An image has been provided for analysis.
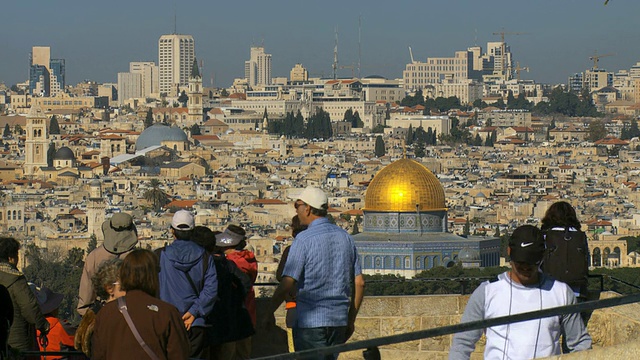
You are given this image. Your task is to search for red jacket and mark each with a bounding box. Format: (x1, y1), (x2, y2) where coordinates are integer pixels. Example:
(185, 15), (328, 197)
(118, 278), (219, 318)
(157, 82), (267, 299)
(226, 250), (257, 326)
(37, 316), (75, 360)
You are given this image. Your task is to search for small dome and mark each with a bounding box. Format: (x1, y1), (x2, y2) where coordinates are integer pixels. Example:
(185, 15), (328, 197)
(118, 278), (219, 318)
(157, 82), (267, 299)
(364, 159), (445, 212)
(54, 146), (75, 161)
(458, 247), (480, 262)
(136, 123), (188, 151)
(89, 179), (101, 187)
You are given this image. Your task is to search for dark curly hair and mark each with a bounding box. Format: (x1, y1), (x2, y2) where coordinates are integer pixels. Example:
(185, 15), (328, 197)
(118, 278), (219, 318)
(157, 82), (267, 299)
(541, 201), (581, 231)
(0, 237), (20, 262)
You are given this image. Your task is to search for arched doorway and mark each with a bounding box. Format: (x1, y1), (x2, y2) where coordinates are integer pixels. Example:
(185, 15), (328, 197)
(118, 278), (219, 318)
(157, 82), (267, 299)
(592, 247), (601, 267)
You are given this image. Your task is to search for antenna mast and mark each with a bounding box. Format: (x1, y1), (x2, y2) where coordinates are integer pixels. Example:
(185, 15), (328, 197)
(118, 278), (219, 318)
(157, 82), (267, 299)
(332, 26), (339, 80)
(173, 3), (177, 34)
(358, 15), (362, 79)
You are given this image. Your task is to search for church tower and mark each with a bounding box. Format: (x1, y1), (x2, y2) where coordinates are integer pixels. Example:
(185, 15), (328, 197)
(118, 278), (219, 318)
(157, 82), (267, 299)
(87, 179), (106, 241)
(24, 106), (49, 176)
(187, 58), (203, 123)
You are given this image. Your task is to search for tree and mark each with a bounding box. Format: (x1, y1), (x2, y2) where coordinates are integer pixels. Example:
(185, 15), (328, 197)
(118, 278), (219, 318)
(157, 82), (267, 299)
(414, 139), (426, 158)
(47, 142), (56, 167)
(353, 111), (364, 128)
(49, 115), (60, 135)
(143, 179), (170, 211)
(14, 124), (23, 135)
(371, 124), (386, 133)
(178, 90), (188, 107)
(406, 124), (414, 145)
(494, 226), (501, 238)
(144, 108), (154, 129)
(374, 136), (386, 157)
(190, 123), (202, 135)
(351, 216), (360, 235)
(463, 217), (471, 236)
(3, 123), (10, 138)
(87, 233), (98, 254)
(588, 119), (607, 142)
(343, 108), (354, 124)
(220, 88), (229, 97)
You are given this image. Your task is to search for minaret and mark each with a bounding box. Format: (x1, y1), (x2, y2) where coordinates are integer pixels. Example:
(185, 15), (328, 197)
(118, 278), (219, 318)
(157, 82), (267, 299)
(24, 106), (49, 176)
(87, 179), (106, 241)
(187, 58), (203, 123)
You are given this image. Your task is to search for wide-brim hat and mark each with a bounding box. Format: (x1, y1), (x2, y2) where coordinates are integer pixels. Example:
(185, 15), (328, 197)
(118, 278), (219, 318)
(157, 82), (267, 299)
(101, 213), (138, 254)
(215, 228), (245, 247)
(30, 284), (64, 315)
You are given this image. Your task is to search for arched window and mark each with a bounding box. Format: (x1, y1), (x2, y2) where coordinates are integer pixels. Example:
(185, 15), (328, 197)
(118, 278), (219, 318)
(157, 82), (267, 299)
(17, 211), (21, 220)
(364, 256), (372, 269)
(384, 256), (392, 269)
(404, 256), (411, 269)
(12, 210), (16, 220)
(415, 256), (422, 269)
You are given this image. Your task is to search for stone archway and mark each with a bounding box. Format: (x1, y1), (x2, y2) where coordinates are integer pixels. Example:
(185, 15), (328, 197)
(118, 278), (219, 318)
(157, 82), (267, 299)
(592, 247), (601, 267)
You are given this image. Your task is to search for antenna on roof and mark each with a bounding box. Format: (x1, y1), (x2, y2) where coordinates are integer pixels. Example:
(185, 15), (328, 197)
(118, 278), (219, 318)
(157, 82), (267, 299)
(358, 15), (362, 79)
(332, 26), (339, 80)
(172, 1), (178, 34)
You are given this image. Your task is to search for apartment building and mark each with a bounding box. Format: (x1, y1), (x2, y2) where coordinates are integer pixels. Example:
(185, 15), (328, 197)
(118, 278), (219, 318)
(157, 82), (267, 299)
(158, 34), (195, 96)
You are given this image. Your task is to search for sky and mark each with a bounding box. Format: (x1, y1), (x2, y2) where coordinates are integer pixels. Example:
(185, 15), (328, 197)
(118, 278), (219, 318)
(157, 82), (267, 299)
(1, 0), (639, 89)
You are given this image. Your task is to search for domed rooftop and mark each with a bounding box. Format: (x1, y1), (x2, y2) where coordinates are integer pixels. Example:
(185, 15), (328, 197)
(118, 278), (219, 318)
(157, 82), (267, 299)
(135, 123), (188, 151)
(54, 146), (75, 161)
(364, 158), (445, 212)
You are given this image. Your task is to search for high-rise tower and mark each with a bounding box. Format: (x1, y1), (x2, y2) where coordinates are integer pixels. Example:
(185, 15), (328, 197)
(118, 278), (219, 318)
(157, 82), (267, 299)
(158, 34), (195, 96)
(24, 106), (49, 176)
(244, 46), (272, 87)
(29, 46), (65, 96)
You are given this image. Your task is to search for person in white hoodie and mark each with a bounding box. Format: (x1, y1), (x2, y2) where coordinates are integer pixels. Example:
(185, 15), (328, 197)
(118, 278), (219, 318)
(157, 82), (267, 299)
(449, 225), (592, 360)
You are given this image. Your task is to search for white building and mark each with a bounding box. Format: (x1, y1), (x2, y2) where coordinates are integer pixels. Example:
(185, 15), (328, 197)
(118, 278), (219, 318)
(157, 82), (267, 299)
(130, 61), (159, 98)
(158, 34), (195, 96)
(117, 72), (142, 105)
(245, 46), (272, 87)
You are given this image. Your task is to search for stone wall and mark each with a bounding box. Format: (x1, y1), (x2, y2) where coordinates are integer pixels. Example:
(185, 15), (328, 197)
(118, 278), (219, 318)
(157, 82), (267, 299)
(253, 292), (640, 359)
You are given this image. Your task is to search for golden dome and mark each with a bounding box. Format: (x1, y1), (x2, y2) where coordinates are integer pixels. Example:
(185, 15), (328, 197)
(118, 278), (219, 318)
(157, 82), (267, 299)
(364, 158), (446, 212)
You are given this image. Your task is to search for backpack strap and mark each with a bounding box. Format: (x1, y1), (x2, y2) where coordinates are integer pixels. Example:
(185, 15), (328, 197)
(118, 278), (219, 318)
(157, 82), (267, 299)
(118, 297), (161, 360)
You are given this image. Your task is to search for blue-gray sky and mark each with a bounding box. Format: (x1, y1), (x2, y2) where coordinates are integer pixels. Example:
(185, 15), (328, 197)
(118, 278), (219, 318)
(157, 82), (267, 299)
(1, 0), (638, 88)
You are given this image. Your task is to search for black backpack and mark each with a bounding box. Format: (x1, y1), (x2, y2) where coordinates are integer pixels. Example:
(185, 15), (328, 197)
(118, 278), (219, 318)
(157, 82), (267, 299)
(542, 228), (589, 298)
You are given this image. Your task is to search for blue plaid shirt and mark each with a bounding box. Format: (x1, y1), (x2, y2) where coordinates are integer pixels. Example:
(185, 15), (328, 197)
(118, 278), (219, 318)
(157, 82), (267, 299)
(282, 217), (362, 328)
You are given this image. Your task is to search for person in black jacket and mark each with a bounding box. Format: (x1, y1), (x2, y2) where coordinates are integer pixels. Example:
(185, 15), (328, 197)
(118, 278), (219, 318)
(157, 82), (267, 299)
(0, 237), (49, 353)
(191, 226), (254, 360)
(0, 283), (13, 359)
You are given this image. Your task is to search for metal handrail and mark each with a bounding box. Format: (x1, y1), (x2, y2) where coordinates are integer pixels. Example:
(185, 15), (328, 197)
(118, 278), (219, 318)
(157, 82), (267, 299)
(253, 293), (640, 360)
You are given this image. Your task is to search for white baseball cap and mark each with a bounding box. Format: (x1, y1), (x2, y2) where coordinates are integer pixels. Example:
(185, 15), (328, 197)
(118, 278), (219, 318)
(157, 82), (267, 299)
(171, 210), (195, 230)
(289, 186), (328, 209)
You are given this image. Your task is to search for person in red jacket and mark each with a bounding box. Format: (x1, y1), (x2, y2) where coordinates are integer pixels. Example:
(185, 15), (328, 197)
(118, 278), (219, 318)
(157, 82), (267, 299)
(215, 225), (257, 360)
(31, 285), (77, 360)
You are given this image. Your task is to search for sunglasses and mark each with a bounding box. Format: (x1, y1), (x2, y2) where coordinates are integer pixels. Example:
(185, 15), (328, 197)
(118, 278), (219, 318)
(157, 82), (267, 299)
(294, 201), (306, 209)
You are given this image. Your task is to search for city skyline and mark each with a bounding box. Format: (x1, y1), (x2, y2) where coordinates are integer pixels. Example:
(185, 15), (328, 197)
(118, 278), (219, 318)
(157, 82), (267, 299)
(1, 1), (638, 89)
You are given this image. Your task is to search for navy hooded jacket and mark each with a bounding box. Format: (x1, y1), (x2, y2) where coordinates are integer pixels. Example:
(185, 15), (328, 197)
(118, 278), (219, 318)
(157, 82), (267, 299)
(158, 239), (218, 327)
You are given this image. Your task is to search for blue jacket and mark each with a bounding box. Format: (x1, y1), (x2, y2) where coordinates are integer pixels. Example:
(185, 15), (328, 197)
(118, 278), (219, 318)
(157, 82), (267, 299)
(158, 240), (218, 327)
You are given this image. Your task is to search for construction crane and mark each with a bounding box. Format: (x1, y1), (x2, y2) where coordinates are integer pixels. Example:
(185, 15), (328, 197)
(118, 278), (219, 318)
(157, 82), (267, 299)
(492, 29), (526, 81)
(509, 62), (529, 81)
(339, 64), (356, 78)
(589, 51), (614, 69)
(408, 46), (416, 64)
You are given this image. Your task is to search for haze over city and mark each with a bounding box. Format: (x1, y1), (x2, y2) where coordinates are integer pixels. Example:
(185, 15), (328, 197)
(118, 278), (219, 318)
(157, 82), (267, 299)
(1, 0), (637, 88)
